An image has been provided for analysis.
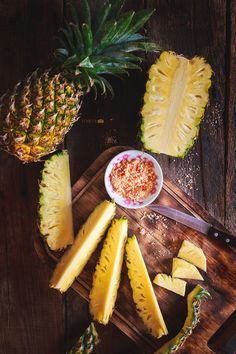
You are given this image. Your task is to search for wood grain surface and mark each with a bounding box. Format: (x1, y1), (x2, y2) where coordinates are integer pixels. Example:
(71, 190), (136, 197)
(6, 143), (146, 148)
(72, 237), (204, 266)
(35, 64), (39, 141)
(35, 146), (236, 354)
(0, 1), (235, 354)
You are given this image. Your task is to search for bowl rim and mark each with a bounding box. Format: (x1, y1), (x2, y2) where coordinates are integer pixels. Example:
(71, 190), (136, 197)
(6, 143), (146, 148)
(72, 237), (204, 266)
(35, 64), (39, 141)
(104, 149), (163, 209)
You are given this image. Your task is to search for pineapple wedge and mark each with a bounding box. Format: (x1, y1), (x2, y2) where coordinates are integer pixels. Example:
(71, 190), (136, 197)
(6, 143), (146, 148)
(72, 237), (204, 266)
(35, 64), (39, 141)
(153, 274), (186, 296)
(126, 236), (168, 338)
(50, 200), (116, 292)
(39, 151), (74, 251)
(141, 51), (212, 157)
(178, 240), (207, 271)
(89, 218), (128, 325)
(172, 258), (203, 281)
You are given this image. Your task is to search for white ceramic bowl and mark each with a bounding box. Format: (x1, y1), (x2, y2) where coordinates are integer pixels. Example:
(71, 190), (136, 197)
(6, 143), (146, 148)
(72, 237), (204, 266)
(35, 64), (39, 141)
(104, 150), (163, 209)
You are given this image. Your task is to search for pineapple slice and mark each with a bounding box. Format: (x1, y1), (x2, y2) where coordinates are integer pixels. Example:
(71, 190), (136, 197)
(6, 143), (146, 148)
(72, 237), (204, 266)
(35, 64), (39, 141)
(172, 258), (203, 281)
(39, 151), (74, 251)
(89, 218), (128, 325)
(141, 51), (212, 157)
(153, 274), (186, 297)
(126, 236), (168, 338)
(50, 200), (116, 292)
(178, 240), (207, 271)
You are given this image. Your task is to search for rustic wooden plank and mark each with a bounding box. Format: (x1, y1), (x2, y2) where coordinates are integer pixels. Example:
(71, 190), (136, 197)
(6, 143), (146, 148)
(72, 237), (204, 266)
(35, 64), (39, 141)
(0, 1), (65, 354)
(225, 0), (236, 233)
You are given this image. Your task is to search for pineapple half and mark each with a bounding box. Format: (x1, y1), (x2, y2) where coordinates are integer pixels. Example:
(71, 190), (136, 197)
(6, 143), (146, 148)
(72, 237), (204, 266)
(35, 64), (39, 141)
(51, 200), (116, 292)
(153, 274), (186, 297)
(0, 1), (158, 162)
(89, 218), (128, 325)
(178, 240), (207, 271)
(141, 51), (212, 157)
(172, 258), (203, 281)
(126, 235), (168, 338)
(39, 150), (74, 251)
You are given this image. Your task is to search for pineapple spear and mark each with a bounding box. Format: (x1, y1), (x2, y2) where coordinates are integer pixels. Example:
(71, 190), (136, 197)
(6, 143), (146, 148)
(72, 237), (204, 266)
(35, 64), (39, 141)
(0, 0), (159, 162)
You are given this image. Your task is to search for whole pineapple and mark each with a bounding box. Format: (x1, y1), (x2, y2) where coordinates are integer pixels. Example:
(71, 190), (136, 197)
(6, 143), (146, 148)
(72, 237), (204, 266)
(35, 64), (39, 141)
(0, 0), (158, 162)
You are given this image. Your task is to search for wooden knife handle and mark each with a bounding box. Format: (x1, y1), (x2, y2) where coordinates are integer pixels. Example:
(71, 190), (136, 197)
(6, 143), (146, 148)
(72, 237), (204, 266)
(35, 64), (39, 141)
(208, 226), (236, 248)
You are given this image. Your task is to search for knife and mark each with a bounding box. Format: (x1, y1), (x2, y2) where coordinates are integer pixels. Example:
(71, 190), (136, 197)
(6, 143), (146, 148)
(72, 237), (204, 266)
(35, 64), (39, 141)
(149, 204), (236, 248)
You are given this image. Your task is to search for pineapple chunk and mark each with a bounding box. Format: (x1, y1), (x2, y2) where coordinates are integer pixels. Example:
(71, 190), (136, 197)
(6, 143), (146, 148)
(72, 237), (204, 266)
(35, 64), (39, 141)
(172, 258), (203, 281)
(178, 240), (207, 271)
(39, 151), (74, 251)
(50, 200), (116, 292)
(126, 236), (168, 338)
(89, 218), (128, 325)
(141, 51), (212, 157)
(153, 274), (186, 296)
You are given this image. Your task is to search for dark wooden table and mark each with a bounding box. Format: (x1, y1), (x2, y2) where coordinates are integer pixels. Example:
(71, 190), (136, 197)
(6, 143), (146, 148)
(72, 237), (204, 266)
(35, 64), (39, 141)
(0, 1), (235, 354)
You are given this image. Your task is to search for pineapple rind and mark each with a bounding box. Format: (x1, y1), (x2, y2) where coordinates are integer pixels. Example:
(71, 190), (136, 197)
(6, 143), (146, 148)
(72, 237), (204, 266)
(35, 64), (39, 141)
(50, 200), (116, 293)
(141, 51), (212, 157)
(178, 240), (207, 271)
(126, 235), (168, 338)
(172, 258), (204, 281)
(154, 285), (211, 354)
(68, 322), (99, 354)
(39, 150), (74, 251)
(89, 218), (128, 325)
(153, 274), (186, 296)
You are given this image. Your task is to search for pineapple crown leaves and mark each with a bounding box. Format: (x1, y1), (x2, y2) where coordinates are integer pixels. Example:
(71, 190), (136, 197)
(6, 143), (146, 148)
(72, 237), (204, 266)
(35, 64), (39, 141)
(55, 0), (160, 96)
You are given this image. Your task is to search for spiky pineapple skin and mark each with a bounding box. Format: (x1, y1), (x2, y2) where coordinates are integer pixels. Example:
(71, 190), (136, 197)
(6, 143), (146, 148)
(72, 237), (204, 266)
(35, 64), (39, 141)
(154, 285), (211, 354)
(68, 322), (99, 354)
(0, 71), (82, 162)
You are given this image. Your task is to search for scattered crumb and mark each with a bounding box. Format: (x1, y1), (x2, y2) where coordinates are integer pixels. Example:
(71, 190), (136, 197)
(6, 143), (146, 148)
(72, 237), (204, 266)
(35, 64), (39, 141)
(139, 227), (146, 236)
(205, 102), (223, 134)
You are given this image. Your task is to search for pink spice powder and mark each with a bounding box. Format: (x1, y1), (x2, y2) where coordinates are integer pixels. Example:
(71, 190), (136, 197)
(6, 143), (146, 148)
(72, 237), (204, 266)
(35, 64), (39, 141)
(110, 157), (157, 201)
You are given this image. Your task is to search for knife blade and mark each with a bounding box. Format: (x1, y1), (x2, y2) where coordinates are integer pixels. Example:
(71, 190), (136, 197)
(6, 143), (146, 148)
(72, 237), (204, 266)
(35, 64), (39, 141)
(149, 204), (236, 248)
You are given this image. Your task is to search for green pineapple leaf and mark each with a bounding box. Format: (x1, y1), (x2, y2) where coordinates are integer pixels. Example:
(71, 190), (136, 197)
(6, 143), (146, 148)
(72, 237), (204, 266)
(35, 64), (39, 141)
(81, 0), (91, 27)
(109, 0), (125, 20)
(126, 8), (155, 35)
(93, 3), (112, 38)
(70, 24), (85, 58)
(55, 0), (160, 94)
(82, 23), (93, 56)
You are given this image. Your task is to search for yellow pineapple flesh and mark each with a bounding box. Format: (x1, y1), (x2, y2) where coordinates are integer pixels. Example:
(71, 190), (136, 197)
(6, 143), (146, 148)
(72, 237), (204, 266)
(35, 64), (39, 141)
(141, 51), (212, 157)
(172, 258), (204, 280)
(153, 273), (186, 296)
(126, 235), (168, 338)
(50, 200), (116, 292)
(178, 240), (207, 271)
(39, 150), (74, 251)
(89, 218), (128, 325)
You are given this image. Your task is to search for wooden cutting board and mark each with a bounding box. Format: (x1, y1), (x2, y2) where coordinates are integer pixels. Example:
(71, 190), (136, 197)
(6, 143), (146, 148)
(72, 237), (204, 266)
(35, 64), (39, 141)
(35, 146), (236, 354)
